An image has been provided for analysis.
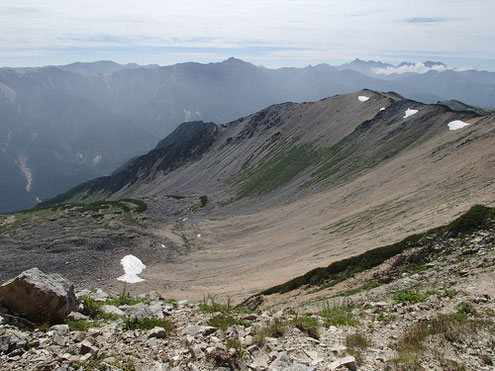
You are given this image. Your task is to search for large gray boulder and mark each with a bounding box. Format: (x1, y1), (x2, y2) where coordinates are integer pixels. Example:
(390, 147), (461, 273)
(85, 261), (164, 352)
(0, 267), (76, 324)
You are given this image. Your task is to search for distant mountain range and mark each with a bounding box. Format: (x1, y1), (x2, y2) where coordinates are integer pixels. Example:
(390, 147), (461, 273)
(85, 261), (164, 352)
(1, 57), (494, 212)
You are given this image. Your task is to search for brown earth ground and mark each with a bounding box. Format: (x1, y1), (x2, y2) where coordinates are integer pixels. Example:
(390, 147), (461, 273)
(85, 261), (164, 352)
(128, 113), (495, 304)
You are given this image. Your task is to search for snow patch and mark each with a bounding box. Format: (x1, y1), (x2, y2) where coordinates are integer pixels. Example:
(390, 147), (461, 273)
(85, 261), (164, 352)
(17, 154), (33, 192)
(117, 255), (146, 283)
(161, 243), (166, 248)
(380, 107), (386, 111)
(197, 234), (201, 238)
(448, 120), (470, 131)
(403, 108), (419, 119)
(358, 95), (370, 102)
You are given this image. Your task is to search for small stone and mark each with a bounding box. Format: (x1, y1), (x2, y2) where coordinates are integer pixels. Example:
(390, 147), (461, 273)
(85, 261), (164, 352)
(79, 340), (98, 356)
(89, 289), (108, 302)
(80, 352), (93, 363)
(329, 356), (357, 371)
(243, 335), (254, 346)
(190, 343), (204, 360)
(49, 324), (70, 334)
(67, 312), (89, 321)
(329, 345), (347, 356)
(241, 313), (259, 321)
(52, 334), (67, 347)
(183, 325), (217, 336)
(100, 305), (126, 317)
(148, 326), (167, 339)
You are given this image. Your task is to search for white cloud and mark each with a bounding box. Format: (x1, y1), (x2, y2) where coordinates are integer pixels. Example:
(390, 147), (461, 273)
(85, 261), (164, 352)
(373, 62), (448, 75)
(0, 0), (494, 68)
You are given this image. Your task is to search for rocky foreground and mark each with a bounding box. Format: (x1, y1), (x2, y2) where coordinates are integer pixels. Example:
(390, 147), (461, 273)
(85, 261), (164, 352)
(0, 222), (494, 370)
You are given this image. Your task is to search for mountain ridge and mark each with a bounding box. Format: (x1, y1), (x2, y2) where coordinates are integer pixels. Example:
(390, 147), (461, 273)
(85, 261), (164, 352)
(1, 57), (494, 213)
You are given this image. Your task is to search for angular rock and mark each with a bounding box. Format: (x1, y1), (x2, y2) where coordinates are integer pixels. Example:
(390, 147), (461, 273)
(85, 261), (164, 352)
(49, 324), (70, 335)
(148, 302), (165, 319)
(329, 345), (347, 356)
(183, 325), (217, 336)
(329, 356), (357, 371)
(148, 326), (167, 339)
(0, 330), (29, 354)
(119, 303), (156, 319)
(89, 288), (108, 302)
(0, 268), (76, 324)
(270, 352), (315, 371)
(101, 305), (126, 317)
(189, 343), (204, 360)
(80, 340), (98, 357)
(67, 311), (89, 321)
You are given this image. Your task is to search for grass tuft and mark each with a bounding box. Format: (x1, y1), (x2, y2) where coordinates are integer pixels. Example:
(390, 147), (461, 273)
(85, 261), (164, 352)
(123, 317), (173, 332)
(207, 314), (249, 332)
(291, 315), (320, 339)
(320, 302), (359, 327)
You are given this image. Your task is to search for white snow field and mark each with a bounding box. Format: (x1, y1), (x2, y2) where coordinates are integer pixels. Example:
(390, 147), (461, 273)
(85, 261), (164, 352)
(403, 108), (419, 118)
(117, 255), (147, 283)
(448, 120), (470, 131)
(358, 96), (370, 102)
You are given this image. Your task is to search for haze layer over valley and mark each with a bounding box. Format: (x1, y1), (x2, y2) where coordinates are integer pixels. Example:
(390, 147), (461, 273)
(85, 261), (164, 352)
(1, 58), (495, 212)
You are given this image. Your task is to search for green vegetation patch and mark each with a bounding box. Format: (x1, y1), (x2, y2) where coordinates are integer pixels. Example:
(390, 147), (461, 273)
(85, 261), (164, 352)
(391, 313), (494, 370)
(232, 137), (316, 198)
(320, 302), (360, 327)
(0, 198), (148, 236)
(346, 332), (371, 365)
(392, 289), (438, 304)
(291, 315), (320, 339)
(338, 281), (381, 297)
(199, 295), (253, 314)
(207, 314), (249, 332)
(260, 205), (494, 295)
(105, 291), (149, 307)
(254, 320), (288, 347)
(123, 317), (173, 332)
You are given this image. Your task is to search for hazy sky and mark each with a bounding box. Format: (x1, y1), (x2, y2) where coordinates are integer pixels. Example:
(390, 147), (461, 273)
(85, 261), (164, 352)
(1, 0), (494, 70)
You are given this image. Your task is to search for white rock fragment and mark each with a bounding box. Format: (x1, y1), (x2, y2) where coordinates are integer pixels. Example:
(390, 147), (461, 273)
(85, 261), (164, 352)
(329, 356), (357, 370)
(117, 255), (146, 283)
(403, 108), (419, 118)
(358, 95), (370, 102)
(448, 120), (470, 130)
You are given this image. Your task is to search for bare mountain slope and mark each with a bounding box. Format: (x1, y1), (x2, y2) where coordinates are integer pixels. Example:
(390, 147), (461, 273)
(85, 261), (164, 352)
(6, 90), (495, 302)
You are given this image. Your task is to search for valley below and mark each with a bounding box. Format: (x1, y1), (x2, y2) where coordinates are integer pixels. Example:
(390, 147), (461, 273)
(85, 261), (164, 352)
(0, 90), (494, 304)
(0, 90), (494, 369)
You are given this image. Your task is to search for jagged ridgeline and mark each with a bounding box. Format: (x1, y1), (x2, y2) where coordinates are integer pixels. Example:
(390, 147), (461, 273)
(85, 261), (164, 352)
(40, 90), (491, 206)
(2, 58), (495, 213)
